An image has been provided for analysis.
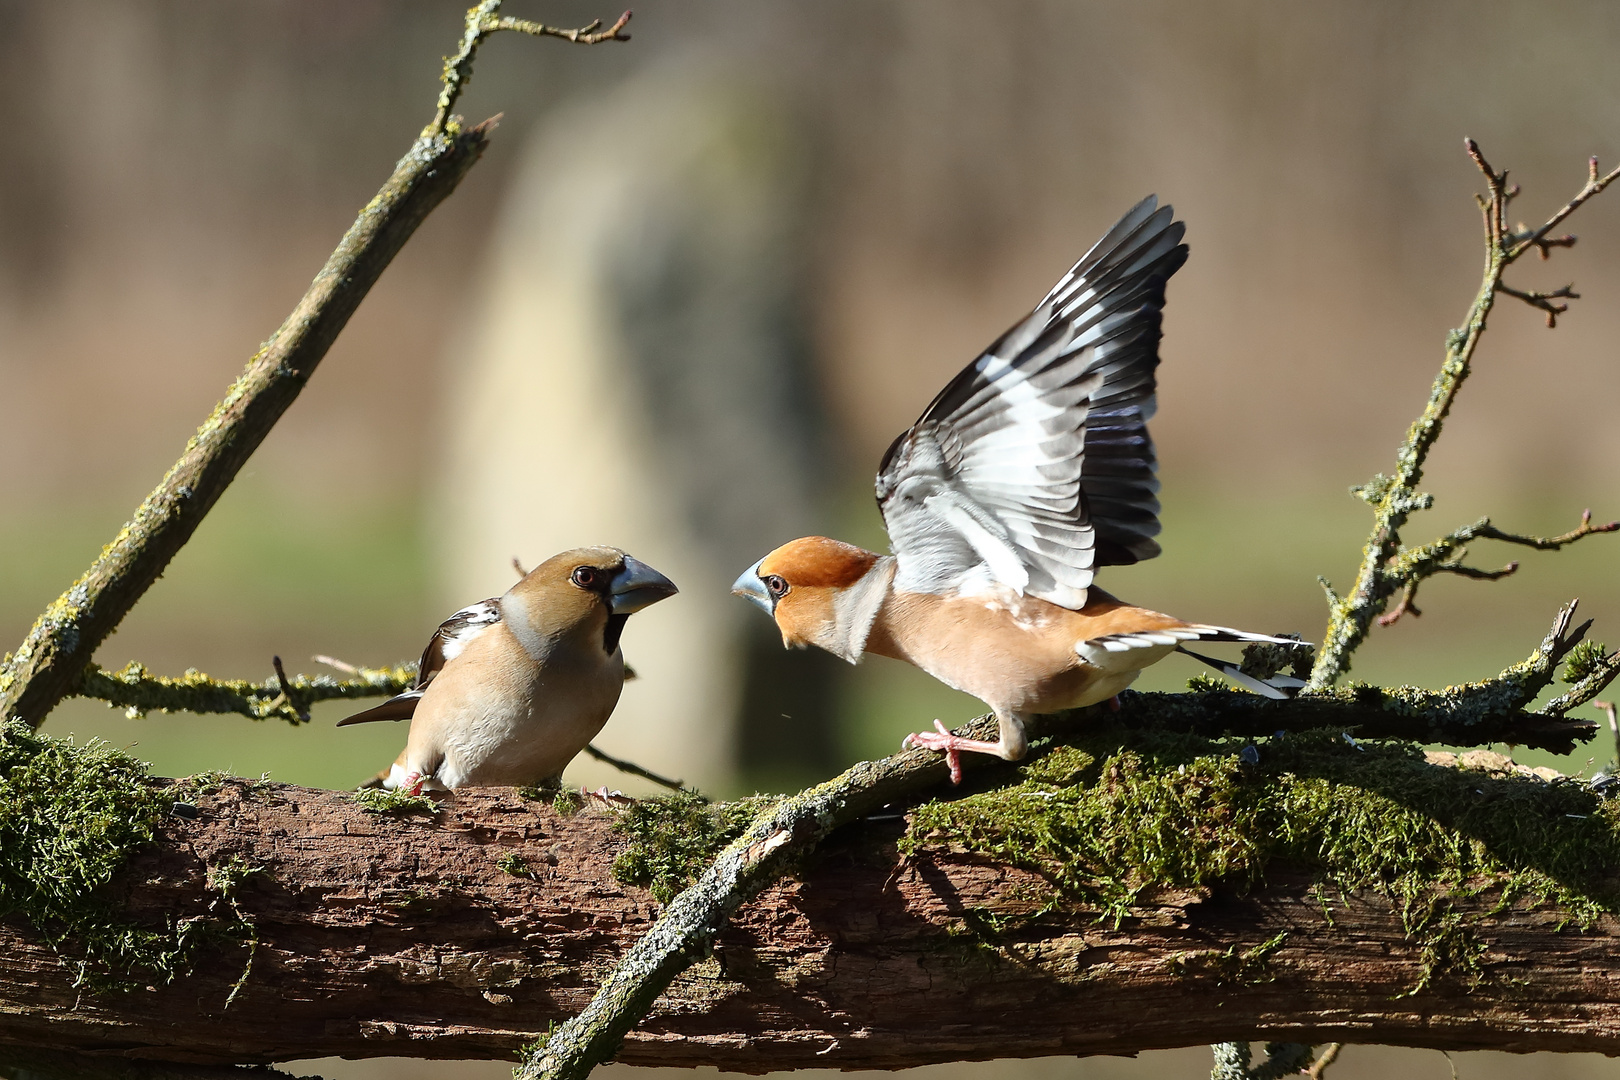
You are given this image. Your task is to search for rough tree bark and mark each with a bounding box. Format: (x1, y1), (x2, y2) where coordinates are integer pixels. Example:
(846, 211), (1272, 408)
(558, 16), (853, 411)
(4, 779), (1620, 1074)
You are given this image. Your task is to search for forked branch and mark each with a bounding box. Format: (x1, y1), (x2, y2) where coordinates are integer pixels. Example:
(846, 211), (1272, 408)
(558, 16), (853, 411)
(1307, 144), (1620, 689)
(432, 1), (631, 133)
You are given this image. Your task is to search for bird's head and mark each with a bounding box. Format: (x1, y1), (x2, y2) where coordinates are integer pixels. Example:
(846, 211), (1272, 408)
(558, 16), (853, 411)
(506, 547), (678, 658)
(731, 537), (882, 654)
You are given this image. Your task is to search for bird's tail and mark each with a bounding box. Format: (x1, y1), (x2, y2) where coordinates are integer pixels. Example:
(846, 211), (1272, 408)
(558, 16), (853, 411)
(1173, 627), (1312, 700)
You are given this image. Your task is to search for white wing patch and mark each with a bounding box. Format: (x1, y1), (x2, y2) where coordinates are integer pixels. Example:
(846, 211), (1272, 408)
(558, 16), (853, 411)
(877, 196), (1186, 611)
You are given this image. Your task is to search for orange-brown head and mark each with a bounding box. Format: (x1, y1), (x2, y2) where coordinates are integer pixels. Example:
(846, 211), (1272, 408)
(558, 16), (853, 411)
(732, 537), (887, 660)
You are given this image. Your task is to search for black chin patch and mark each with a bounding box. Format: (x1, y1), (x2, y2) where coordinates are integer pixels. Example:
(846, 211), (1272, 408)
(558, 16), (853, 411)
(604, 613), (629, 655)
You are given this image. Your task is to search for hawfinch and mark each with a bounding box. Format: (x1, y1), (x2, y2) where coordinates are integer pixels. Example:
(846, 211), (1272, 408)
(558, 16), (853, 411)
(732, 197), (1301, 782)
(338, 547), (677, 793)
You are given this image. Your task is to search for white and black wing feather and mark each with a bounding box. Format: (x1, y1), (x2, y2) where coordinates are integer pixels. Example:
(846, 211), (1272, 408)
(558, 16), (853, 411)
(876, 196), (1187, 609)
(334, 599), (502, 726)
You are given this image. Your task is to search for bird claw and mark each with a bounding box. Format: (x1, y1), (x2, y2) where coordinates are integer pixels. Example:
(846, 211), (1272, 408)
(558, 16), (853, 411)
(402, 771), (424, 796)
(903, 720), (965, 785)
(582, 784), (634, 807)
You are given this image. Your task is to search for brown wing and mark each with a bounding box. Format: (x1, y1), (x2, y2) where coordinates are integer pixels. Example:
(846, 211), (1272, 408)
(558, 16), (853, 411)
(335, 598), (502, 726)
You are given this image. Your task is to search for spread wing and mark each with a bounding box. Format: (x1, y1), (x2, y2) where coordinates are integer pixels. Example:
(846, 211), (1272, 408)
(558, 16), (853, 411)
(876, 196), (1186, 610)
(334, 599), (502, 726)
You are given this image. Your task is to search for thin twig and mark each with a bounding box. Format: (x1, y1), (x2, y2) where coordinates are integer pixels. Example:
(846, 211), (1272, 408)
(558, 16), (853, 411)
(1497, 282), (1578, 327)
(432, 2), (630, 133)
(270, 655), (309, 723)
(1506, 155), (1620, 263)
(1596, 700), (1619, 765)
(73, 660), (416, 725)
(582, 743), (686, 791)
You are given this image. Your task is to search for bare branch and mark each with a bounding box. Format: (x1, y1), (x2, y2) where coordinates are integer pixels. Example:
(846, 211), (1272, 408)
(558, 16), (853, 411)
(492, 11), (632, 43)
(580, 743), (686, 792)
(432, 2), (630, 133)
(1376, 580), (1423, 626)
(1506, 155), (1620, 264)
(1497, 282), (1579, 327)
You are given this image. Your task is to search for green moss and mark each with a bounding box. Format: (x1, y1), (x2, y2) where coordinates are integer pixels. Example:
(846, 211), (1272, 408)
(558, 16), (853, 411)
(1166, 929), (1289, 985)
(0, 721), (206, 989)
(351, 786), (439, 816)
(611, 791), (779, 904)
(516, 1021), (560, 1071)
(1564, 639), (1610, 683)
(206, 855), (268, 897)
(516, 781), (583, 816)
(497, 853), (535, 878)
(904, 728), (1620, 992)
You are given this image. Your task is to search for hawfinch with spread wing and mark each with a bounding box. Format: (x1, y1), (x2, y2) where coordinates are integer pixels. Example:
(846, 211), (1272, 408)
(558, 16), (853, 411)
(733, 197), (1301, 783)
(339, 547), (677, 793)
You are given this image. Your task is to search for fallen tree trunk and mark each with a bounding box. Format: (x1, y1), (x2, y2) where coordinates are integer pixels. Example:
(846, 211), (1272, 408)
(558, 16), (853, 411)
(4, 771), (1620, 1073)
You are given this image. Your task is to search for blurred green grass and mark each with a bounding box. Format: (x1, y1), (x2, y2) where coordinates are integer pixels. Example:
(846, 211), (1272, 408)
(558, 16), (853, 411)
(5, 475), (1618, 791)
(1, 478), (438, 789)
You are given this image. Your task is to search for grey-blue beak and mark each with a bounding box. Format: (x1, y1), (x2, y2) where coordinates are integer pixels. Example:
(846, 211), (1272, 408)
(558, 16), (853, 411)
(731, 559), (773, 614)
(609, 556), (678, 614)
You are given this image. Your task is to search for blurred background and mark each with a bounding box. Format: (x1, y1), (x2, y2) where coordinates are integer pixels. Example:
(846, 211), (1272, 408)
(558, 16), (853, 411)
(3, 1), (1620, 1076)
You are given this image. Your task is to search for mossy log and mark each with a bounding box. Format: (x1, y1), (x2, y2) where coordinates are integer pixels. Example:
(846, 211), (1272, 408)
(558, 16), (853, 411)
(6, 741), (1620, 1073)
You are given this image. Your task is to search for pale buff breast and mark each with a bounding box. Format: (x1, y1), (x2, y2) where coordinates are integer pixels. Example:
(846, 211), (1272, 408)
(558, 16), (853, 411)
(865, 587), (1191, 715)
(404, 622), (624, 788)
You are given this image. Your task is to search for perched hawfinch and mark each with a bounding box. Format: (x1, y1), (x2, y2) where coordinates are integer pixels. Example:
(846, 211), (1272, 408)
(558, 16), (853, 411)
(338, 547), (677, 793)
(732, 197), (1302, 783)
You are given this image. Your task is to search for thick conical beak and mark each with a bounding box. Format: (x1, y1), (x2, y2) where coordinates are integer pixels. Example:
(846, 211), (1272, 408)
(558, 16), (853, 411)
(608, 556), (678, 614)
(730, 559), (773, 614)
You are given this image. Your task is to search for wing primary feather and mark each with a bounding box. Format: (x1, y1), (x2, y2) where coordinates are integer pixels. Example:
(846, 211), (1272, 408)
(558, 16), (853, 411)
(879, 197), (1187, 608)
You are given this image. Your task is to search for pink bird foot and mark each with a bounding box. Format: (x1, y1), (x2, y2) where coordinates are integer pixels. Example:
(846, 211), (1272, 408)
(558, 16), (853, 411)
(903, 720), (1005, 785)
(401, 771), (424, 796)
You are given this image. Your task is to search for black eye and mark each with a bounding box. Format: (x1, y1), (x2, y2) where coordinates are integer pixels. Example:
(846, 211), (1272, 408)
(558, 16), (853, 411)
(571, 566), (599, 589)
(765, 574), (789, 597)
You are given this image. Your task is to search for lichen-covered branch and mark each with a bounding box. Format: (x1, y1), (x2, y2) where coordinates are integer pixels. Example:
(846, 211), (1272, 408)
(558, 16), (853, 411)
(432, 1), (630, 133)
(72, 661), (416, 725)
(1307, 144), (1620, 690)
(0, 1), (630, 733)
(1129, 601), (1607, 750)
(12, 725), (1620, 1069)
(1211, 1042), (1314, 1080)
(1375, 510), (1617, 628)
